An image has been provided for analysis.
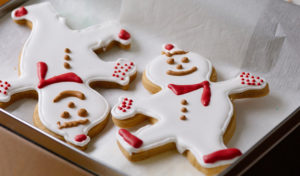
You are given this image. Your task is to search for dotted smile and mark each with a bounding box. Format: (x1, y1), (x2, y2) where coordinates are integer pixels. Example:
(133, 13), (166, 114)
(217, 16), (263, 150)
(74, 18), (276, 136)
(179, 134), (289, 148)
(166, 66), (197, 76)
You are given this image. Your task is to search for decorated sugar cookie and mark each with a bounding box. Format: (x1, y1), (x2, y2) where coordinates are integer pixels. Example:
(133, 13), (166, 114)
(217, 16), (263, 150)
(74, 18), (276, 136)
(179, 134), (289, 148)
(111, 44), (269, 174)
(0, 2), (137, 150)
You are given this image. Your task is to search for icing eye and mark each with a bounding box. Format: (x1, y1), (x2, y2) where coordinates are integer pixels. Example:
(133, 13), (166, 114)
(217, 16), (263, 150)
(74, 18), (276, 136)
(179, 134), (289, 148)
(176, 64), (183, 70)
(166, 58), (175, 65)
(78, 108), (88, 117)
(181, 57), (189, 63)
(61, 111), (70, 118)
(68, 102), (75, 108)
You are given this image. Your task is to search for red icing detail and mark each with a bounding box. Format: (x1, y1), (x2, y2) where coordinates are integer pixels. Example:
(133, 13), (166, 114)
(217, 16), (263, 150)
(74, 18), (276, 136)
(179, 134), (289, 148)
(125, 69), (128, 72)
(122, 109), (126, 112)
(122, 73), (125, 76)
(240, 75), (243, 77)
(0, 85), (2, 87)
(168, 81), (211, 106)
(203, 148), (242, 164)
(126, 106), (131, 109)
(3, 91), (7, 95)
(4, 87), (7, 90)
(15, 6), (28, 17)
(124, 98), (128, 101)
(257, 77), (260, 79)
(7, 84), (10, 87)
(115, 66), (118, 69)
(121, 78), (124, 80)
(121, 66), (124, 69)
(247, 83), (251, 85)
(119, 129), (143, 148)
(251, 76), (254, 78)
(261, 80), (264, 82)
(37, 62), (83, 89)
(130, 62), (134, 66)
(0, 80), (2, 83)
(129, 99), (133, 102)
(241, 82), (245, 84)
(116, 75), (119, 78)
(257, 83), (261, 86)
(74, 134), (87, 142)
(128, 66), (131, 69)
(242, 72), (245, 75)
(117, 63), (120, 65)
(4, 82), (7, 84)
(118, 70), (121, 73)
(118, 106), (122, 110)
(165, 44), (174, 50)
(0, 90), (1, 93)
(118, 29), (131, 40)
(128, 102), (132, 105)
(37, 62), (47, 80)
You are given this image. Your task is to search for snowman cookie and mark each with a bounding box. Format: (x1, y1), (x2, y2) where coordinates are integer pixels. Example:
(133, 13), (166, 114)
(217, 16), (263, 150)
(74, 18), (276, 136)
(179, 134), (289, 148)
(0, 2), (137, 150)
(111, 44), (269, 174)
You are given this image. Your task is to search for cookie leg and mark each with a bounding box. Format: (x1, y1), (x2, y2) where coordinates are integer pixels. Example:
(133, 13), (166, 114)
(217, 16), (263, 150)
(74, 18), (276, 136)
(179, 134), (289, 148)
(117, 123), (174, 161)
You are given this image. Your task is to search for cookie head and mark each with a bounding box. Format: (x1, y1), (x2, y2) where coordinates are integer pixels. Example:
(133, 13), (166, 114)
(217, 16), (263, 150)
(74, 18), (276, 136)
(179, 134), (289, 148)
(145, 44), (213, 87)
(38, 83), (109, 147)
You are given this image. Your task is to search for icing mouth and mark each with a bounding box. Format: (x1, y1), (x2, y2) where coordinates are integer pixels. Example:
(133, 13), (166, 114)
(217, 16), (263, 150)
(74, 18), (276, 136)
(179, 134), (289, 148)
(166, 66), (197, 76)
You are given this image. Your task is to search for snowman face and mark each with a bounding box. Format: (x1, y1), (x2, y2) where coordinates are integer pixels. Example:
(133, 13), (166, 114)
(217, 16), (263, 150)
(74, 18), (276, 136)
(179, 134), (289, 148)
(146, 51), (212, 87)
(38, 83), (109, 146)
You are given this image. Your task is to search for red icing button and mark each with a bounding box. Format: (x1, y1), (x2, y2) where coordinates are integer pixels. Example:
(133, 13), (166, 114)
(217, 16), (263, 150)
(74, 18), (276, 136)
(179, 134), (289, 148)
(15, 6), (28, 17)
(74, 134), (87, 142)
(118, 29), (131, 40)
(165, 44), (174, 50)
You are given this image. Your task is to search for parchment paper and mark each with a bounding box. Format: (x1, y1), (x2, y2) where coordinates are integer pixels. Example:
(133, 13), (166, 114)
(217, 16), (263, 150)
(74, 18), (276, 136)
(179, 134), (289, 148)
(0, 0), (299, 175)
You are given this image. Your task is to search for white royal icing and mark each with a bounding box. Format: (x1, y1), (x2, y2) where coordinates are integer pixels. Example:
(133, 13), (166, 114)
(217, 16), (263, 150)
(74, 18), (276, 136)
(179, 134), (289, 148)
(112, 44), (268, 168)
(0, 2), (136, 147)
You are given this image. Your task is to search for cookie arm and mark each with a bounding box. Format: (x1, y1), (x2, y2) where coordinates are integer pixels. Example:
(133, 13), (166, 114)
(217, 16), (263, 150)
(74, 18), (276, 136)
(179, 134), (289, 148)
(111, 96), (139, 128)
(220, 72), (269, 98)
(0, 77), (36, 106)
